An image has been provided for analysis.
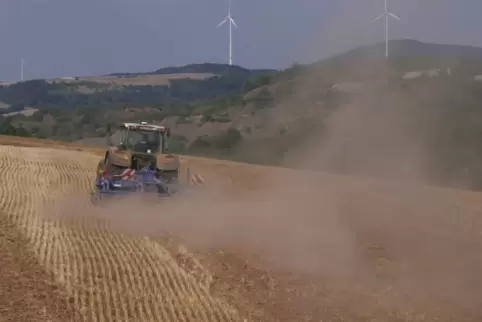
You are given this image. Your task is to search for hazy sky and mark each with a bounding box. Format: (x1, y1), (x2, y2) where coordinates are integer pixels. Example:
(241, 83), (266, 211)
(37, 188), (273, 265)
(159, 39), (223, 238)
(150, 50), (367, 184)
(1, 0), (482, 81)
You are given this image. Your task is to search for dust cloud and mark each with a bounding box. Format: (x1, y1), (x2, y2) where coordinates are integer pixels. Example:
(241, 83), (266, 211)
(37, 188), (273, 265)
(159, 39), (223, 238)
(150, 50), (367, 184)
(72, 181), (360, 278)
(246, 0), (482, 317)
(51, 159), (482, 319)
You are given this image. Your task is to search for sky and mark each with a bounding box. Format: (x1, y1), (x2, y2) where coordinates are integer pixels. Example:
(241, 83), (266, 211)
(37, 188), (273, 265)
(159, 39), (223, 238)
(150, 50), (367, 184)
(1, 0), (482, 81)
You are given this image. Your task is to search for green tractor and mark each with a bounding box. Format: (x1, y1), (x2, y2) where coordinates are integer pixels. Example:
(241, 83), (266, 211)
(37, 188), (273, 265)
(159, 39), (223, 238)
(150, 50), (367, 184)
(96, 122), (180, 184)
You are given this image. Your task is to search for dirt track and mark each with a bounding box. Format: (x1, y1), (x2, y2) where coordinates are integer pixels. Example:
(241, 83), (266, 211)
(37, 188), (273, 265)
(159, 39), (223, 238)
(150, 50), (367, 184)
(1, 138), (482, 321)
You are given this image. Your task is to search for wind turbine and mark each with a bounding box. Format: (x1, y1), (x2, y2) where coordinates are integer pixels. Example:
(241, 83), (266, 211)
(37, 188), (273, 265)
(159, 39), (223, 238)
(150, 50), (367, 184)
(370, 0), (402, 57)
(217, 0), (238, 66)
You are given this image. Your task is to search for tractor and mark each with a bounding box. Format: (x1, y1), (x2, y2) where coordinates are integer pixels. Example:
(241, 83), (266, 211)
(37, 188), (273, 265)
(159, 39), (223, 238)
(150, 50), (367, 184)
(92, 121), (184, 202)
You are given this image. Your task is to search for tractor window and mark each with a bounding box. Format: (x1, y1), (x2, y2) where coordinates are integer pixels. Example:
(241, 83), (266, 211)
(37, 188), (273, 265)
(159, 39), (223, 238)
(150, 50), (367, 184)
(124, 130), (162, 153)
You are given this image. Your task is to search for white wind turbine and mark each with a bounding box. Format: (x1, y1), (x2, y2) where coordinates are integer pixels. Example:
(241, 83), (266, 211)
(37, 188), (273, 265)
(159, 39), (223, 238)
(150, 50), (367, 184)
(217, 0), (238, 65)
(370, 0), (402, 57)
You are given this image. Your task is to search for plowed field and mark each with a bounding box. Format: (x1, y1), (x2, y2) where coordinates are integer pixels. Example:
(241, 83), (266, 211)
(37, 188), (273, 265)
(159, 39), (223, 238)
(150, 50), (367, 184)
(1, 137), (482, 321)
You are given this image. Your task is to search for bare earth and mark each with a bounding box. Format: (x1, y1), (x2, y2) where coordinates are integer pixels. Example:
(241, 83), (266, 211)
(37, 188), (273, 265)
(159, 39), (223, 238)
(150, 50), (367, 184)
(0, 135), (482, 321)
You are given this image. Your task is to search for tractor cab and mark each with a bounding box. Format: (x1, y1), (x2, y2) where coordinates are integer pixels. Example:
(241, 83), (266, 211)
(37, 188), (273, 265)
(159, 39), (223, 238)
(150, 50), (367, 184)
(114, 122), (171, 154)
(103, 121), (177, 180)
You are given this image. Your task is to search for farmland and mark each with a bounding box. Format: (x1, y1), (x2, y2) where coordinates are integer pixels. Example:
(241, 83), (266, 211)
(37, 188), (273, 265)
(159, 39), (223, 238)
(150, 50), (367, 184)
(0, 144), (245, 321)
(1, 135), (482, 321)
(55, 73), (215, 86)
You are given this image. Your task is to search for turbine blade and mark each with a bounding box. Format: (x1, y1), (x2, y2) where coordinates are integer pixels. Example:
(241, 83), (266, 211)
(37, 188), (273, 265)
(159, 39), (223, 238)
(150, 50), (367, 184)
(370, 13), (385, 23)
(230, 17), (238, 28)
(388, 12), (401, 21)
(217, 17), (228, 27)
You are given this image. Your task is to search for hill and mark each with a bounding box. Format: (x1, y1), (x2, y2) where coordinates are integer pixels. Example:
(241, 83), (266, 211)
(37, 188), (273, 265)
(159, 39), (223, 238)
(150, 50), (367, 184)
(75, 73), (215, 86)
(4, 39), (482, 191)
(329, 39), (482, 60)
(0, 63), (276, 113)
(95, 63), (274, 86)
(220, 39), (482, 190)
(110, 62), (274, 77)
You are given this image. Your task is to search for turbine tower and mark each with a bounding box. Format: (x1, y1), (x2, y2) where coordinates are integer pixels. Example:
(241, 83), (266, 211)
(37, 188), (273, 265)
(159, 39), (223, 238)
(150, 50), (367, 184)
(20, 58), (24, 81)
(371, 0), (401, 57)
(217, 0), (238, 65)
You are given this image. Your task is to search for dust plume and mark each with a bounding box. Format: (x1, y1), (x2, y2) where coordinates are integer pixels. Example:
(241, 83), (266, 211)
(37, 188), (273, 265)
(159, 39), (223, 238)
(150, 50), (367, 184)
(242, 0), (482, 318)
(70, 181), (361, 278)
(49, 157), (482, 320)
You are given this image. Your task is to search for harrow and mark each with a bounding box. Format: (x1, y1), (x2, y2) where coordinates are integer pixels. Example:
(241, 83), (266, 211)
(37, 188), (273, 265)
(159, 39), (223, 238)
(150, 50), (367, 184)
(90, 165), (204, 205)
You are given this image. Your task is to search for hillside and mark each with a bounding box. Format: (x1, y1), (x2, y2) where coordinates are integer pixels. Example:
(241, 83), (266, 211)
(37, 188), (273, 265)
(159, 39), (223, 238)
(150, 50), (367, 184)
(0, 63), (275, 114)
(324, 39), (482, 61)
(4, 39), (482, 191)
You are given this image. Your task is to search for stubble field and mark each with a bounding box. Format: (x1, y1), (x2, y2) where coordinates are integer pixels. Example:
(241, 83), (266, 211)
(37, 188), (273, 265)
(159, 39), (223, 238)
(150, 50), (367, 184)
(1, 136), (482, 322)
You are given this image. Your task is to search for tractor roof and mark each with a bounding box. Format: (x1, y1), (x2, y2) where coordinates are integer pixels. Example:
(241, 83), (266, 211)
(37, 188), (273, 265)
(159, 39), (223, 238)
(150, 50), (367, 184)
(120, 122), (169, 132)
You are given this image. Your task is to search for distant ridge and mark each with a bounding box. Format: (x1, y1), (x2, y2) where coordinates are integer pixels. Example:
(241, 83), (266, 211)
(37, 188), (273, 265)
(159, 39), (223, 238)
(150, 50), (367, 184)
(300, 39), (482, 76)
(108, 63), (276, 77)
(314, 39), (482, 65)
(346, 39), (482, 58)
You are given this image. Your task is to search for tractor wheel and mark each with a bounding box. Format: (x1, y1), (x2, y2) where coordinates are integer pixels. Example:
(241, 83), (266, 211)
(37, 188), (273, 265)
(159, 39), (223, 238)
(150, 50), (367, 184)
(156, 182), (172, 196)
(104, 157), (128, 177)
(103, 155), (122, 177)
(95, 159), (105, 179)
(97, 159), (105, 170)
